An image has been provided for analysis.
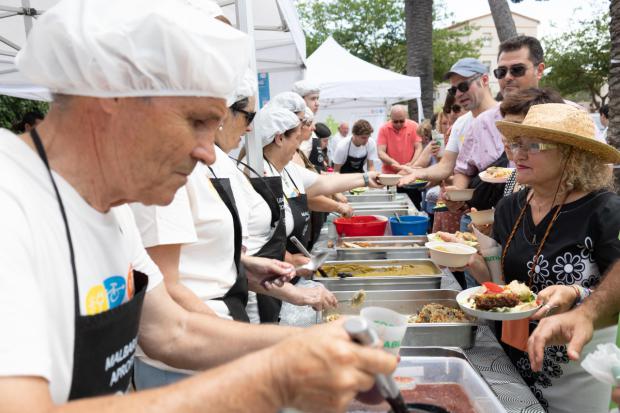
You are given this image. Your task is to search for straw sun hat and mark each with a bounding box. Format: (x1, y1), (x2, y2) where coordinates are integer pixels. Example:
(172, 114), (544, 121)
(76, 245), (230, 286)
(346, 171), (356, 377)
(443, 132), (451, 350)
(496, 103), (620, 164)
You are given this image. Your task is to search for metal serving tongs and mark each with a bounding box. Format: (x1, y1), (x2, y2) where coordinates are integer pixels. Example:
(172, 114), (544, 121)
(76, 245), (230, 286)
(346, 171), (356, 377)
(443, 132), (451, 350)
(289, 236), (330, 277)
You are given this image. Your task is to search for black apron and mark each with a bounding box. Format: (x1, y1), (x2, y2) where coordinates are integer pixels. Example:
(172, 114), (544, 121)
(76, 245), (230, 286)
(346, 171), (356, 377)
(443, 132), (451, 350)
(308, 138), (325, 173)
(282, 170), (310, 254)
(234, 158), (288, 323)
(30, 129), (148, 400)
(208, 167), (250, 322)
(340, 139), (367, 173)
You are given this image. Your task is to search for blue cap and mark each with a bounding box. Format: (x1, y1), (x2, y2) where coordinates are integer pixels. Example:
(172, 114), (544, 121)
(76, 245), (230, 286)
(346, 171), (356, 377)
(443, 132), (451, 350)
(444, 58), (488, 80)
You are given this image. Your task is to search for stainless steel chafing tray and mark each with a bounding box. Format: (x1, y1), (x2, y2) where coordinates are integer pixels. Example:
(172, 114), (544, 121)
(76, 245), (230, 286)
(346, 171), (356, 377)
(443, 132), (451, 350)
(336, 235), (429, 260)
(350, 201), (409, 209)
(316, 258), (443, 291)
(345, 192), (397, 203)
(350, 207), (410, 218)
(319, 289), (477, 349)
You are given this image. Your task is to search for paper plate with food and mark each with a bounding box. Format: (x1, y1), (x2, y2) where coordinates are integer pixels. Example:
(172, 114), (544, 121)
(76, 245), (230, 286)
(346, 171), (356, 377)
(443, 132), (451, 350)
(479, 166), (515, 184)
(456, 280), (541, 320)
(349, 186), (368, 195)
(401, 179), (428, 190)
(427, 231), (479, 248)
(432, 201), (449, 212)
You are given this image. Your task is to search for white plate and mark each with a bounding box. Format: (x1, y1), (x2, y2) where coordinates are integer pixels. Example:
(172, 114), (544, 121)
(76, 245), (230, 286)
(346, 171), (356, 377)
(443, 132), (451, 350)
(478, 168), (515, 184)
(456, 286), (542, 321)
(377, 174), (401, 186)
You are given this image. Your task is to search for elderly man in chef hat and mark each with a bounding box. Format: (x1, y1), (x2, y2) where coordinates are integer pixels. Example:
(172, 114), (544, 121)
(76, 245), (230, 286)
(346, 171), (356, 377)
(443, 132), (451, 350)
(0, 0), (396, 412)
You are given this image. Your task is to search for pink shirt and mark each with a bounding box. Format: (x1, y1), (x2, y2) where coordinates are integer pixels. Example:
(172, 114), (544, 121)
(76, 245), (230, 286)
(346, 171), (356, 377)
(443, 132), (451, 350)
(377, 119), (421, 173)
(454, 105), (504, 176)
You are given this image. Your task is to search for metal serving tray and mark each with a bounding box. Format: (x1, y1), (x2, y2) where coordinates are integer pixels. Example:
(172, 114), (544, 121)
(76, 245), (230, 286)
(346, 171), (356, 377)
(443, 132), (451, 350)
(316, 258), (442, 291)
(345, 193), (396, 203)
(336, 235), (429, 260)
(352, 207), (410, 218)
(350, 201), (409, 209)
(319, 289), (477, 349)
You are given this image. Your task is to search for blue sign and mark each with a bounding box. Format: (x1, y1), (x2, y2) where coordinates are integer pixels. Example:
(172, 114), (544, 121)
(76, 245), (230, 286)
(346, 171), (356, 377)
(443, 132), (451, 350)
(258, 72), (270, 108)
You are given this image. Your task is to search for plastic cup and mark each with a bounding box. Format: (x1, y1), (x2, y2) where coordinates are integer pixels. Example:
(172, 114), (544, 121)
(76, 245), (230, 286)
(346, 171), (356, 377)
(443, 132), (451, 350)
(360, 306), (408, 355)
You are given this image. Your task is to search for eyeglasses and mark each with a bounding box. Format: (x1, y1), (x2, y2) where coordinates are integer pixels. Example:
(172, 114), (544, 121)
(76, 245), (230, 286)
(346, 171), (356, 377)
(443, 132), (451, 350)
(447, 74), (481, 96)
(232, 108), (256, 126)
(509, 141), (558, 154)
(493, 64), (529, 80)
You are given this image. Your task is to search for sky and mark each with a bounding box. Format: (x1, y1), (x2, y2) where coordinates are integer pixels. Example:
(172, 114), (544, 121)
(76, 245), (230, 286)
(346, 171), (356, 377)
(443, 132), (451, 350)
(439, 0), (608, 39)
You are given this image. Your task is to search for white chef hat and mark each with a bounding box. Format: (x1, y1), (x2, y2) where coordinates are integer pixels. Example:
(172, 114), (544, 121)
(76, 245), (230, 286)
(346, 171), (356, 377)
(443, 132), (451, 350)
(227, 68), (259, 106)
(16, 0), (249, 100)
(256, 106), (301, 147)
(292, 80), (321, 97)
(267, 91), (307, 113)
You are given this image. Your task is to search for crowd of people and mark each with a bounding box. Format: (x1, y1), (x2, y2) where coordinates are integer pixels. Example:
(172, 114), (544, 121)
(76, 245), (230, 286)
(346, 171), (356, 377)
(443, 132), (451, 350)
(0, 1), (618, 413)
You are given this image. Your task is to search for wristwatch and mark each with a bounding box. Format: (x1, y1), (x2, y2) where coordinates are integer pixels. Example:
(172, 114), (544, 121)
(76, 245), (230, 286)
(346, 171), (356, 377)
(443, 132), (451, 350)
(362, 172), (370, 187)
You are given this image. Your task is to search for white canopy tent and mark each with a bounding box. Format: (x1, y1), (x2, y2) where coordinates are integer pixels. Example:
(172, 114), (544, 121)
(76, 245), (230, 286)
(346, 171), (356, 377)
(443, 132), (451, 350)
(305, 37), (423, 123)
(0, 0), (306, 170)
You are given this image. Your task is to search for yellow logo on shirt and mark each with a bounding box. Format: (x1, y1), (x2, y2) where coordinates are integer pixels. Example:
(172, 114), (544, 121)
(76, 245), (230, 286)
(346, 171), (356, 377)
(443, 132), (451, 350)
(85, 285), (110, 315)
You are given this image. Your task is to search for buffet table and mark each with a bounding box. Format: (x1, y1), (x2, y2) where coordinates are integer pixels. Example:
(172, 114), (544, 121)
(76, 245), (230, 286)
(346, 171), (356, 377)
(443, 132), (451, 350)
(298, 228), (545, 413)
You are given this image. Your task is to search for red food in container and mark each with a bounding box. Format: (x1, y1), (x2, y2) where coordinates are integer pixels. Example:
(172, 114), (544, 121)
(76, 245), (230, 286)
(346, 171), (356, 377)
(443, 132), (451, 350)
(334, 215), (387, 237)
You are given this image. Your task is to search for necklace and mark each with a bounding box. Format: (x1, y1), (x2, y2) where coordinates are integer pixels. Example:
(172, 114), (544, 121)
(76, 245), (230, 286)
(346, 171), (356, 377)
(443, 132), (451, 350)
(501, 190), (570, 285)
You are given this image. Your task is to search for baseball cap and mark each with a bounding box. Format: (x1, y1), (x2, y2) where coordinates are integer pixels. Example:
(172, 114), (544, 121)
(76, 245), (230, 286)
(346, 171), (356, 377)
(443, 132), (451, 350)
(444, 58), (488, 80)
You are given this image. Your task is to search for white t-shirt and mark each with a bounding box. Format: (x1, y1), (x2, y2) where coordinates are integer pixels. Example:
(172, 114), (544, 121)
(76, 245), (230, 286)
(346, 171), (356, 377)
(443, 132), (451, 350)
(131, 161), (237, 317)
(0, 130), (163, 404)
(445, 112), (474, 154)
(263, 160), (317, 236)
(332, 136), (379, 169)
(328, 132), (348, 160)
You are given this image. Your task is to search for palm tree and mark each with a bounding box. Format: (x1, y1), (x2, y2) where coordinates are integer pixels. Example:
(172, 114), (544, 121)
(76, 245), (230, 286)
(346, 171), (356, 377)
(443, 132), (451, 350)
(488, 0), (517, 42)
(405, 0), (433, 120)
(609, 0), (620, 187)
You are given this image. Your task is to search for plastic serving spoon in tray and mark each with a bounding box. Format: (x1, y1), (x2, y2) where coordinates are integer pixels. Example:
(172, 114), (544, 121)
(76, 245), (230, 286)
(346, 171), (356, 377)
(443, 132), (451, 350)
(289, 236), (330, 273)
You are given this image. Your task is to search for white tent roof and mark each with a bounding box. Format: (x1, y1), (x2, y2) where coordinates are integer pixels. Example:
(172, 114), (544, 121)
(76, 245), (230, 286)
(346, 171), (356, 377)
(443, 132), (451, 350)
(305, 37), (421, 111)
(0, 0), (305, 101)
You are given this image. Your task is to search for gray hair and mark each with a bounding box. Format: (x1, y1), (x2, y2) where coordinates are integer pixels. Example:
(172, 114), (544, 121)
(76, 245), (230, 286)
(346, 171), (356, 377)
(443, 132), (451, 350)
(390, 104), (408, 118)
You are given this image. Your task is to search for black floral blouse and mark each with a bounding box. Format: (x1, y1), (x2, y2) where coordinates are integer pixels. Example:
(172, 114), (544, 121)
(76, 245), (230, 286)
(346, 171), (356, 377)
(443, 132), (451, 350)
(492, 189), (620, 410)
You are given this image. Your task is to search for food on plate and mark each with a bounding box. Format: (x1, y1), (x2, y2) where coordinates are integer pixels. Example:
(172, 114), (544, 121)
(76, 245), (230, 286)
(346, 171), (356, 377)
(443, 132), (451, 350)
(348, 383), (477, 413)
(349, 187), (368, 195)
(468, 281), (537, 312)
(409, 303), (470, 323)
(350, 289), (366, 307)
(433, 201), (449, 211)
(324, 313), (341, 322)
(428, 231), (478, 248)
(484, 166), (514, 179)
(321, 262), (439, 277)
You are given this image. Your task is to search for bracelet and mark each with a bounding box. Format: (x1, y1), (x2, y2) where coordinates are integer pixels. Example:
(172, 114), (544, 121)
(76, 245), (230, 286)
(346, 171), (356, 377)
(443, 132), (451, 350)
(362, 172), (370, 187)
(570, 285), (580, 308)
(571, 285), (593, 307)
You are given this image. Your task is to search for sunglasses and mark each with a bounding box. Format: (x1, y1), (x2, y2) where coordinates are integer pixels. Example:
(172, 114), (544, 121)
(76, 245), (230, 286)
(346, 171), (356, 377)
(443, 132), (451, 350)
(447, 74), (481, 96)
(232, 108), (256, 126)
(509, 141), (557, 154)
(493, 64), (529, 80)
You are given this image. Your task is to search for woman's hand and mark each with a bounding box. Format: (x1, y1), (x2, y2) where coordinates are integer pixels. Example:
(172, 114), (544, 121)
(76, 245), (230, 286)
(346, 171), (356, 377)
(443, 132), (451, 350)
(366, 171), (384, 188)
(468, 208), (493, 237)
(336, 202), (354, 217)
(530, 285), (579, 320)
(293, 284), (338, 310)
(242, 256), (296, 288)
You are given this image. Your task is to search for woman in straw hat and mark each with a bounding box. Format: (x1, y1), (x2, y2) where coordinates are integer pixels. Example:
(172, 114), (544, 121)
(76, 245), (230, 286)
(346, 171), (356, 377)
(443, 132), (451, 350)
(465, 103), (620, 412)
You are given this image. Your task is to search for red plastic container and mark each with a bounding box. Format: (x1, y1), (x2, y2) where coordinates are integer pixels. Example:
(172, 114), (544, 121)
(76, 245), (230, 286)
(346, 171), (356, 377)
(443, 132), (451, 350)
(333, 215), (388, 237)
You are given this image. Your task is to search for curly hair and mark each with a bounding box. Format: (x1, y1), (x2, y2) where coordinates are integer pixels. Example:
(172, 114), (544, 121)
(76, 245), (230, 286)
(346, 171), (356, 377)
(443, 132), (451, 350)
(557, 145), (614, 193)
(352, 119), (373, 136)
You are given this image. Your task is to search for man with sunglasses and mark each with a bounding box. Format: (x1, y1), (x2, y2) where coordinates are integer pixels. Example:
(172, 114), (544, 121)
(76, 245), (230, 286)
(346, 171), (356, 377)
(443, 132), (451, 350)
(398, 58), (495, 187)
(377, 104), (423, 174)
(448, 36), (545, 222)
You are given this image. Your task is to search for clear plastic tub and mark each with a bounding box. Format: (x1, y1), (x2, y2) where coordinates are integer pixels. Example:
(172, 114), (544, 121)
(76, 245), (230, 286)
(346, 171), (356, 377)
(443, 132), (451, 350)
(396, 356), (505, 412)
(348, 356), (506, 413)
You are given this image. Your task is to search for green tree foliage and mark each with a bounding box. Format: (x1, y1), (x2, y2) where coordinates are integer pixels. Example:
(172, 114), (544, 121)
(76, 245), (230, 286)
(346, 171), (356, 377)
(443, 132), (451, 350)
(297, 0), (482, 85)
(0, 95), (48, 130)
(542, 11), (610, 109)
